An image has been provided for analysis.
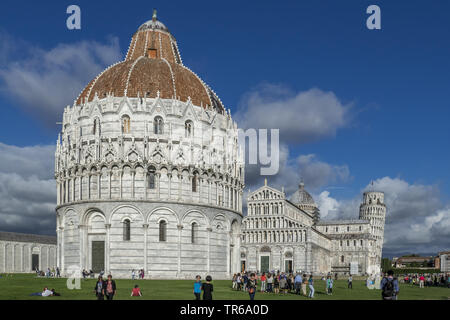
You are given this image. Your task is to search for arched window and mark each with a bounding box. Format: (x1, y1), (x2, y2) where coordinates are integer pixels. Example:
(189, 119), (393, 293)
(148, 169), (156, 189)
(159, 220), (167, 242)
(185, 120), (193, 138)
(122, 115), (131, 133)
(191, 222), (197, 244)
(192, 174), (197, 192)
(123, 219), (131, 241)
(341, 255), (345, 263)
(154, 116), (164, 134)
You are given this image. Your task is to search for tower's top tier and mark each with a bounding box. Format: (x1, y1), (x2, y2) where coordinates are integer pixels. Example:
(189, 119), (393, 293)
(362, 191), (385, 206)
(75, 13), (225, 113)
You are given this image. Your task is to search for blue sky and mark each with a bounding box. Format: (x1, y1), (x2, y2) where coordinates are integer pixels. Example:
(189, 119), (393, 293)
(0, 0), (449, 256)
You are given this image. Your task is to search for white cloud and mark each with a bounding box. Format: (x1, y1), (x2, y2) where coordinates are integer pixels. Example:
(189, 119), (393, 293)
(235, 84), (352, 144)
(0, 33), (122, 125)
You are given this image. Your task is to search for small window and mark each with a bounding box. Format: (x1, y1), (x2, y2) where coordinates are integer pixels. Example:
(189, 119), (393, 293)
(341, 255), (345, 263)
(191, 222), (197, 244)
(185, 120), (193, 138)
(93, 118), (101, 135)
(148, 171), (155, 189)
(192, 174), (197, 192)
(148, 48), (157, 59)
(123, 219), (131, 241)
(122, 115), (131, 133)
(347, 226), (350, 232)
(154, 116), (164, 134)
(159, 220), (167, 242)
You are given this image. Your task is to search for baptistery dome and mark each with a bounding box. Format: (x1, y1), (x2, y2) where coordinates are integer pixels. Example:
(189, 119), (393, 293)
(55, 12), (244, 279)
(76, 14), (224, 113)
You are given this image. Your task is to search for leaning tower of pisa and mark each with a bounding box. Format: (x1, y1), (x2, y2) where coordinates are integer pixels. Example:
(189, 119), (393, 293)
(359, 190), (386, 273)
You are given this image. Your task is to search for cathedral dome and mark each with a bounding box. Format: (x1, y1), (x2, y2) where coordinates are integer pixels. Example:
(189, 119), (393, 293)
(76, 13), (224, 113)
(290, 181), (316, 206)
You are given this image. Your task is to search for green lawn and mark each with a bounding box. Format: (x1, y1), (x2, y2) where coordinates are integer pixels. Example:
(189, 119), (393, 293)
(0, 274), (448, 300)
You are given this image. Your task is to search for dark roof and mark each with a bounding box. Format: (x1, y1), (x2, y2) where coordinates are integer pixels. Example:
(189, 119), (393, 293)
(0, 231), (56, 245)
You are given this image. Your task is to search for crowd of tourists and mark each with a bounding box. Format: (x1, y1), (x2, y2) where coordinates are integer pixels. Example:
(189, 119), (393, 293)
(400, 273), (450, 288)
(232, 272), (317, 298)
(35, 267), (60, 278)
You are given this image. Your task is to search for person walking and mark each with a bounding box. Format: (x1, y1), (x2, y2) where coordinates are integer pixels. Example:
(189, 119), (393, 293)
(56, 267), (60, 278)
(247, 273), (257, 300)
(193, 275), (202, 300)
(381, 270), (399, 300)
(294, 273), (302, 295)
(202, 275), (214, 300)
(326, 275), (333, 295)
(308, 275), (315, 298)
(94, 275), (106, 300)
(105, 275), (117, 300)
(348, 274), (353, 289)
(301, 274), (308, 296)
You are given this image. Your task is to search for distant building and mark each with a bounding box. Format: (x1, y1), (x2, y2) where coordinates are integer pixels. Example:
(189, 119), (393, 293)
(0, 232), (57, 273)
(394, 256), (436, 268)
(439, 251), (450, 272)
(241, 180), (386, 275)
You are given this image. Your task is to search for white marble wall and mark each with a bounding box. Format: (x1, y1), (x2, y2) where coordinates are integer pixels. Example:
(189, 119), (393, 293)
(0, 241), (56, 273)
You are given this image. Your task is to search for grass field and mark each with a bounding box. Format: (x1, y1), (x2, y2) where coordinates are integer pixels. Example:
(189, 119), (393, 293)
(0, 274), (448, 300)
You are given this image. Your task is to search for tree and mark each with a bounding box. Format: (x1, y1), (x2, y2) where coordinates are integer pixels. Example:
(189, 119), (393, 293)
(381, 258), (391, 272)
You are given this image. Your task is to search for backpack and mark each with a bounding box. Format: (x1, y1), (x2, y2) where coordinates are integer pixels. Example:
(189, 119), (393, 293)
(382, 278), (394, 298)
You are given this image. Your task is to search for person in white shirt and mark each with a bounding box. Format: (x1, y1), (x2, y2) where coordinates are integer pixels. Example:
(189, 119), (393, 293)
(42, 287), (53, 297)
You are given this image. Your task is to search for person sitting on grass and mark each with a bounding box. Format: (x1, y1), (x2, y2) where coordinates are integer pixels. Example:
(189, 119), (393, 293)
(201, 275), (213, 300)
(131, 284), (142, 297)
(193, 275), (202, 300)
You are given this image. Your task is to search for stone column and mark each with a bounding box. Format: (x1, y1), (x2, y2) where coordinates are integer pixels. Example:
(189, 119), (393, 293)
(226, 231), (231, 276)
(105, 224), (111, 274)
(131, 169), (136, 198)
(206, 227), (212, 273)
(143, 224), (148, 277)
(177, 224), (183, 276)
(119, 169), (123, 199)
(78, 225), (84, 269)
(167, 173), (172, 199)
(79, 174), (82, 201)
(157, 172), (161, 199)
(208, 179), (211, 205)
(97, 173), (101, 199)
(109, 170), (112, 199)
(178, 174), (182, 201)
(60, 227), (65, 271)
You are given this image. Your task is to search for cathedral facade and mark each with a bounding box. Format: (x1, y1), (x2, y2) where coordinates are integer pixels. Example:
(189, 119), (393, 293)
(241, 181), (386, 276)
(54, 14), (244, 279)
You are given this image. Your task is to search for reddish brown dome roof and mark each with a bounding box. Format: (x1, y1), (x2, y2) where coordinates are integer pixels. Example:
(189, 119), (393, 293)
(76, 16), (224, 112)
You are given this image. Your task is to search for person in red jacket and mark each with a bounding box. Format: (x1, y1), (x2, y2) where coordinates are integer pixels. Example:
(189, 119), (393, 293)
(131, 284), (142, 296)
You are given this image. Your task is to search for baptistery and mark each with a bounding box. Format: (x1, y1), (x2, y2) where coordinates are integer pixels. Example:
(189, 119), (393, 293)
(54, 12), (244, 279)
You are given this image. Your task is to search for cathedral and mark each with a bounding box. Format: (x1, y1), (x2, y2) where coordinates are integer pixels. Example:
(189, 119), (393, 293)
(51, 13), (385, 279)
(241, 180), (386, 276)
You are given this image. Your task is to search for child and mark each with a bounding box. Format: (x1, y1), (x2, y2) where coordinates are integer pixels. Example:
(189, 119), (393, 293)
(193, 275), (202, 300)
(131, 284), (142, 296)
(201, 275), (213, 300)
